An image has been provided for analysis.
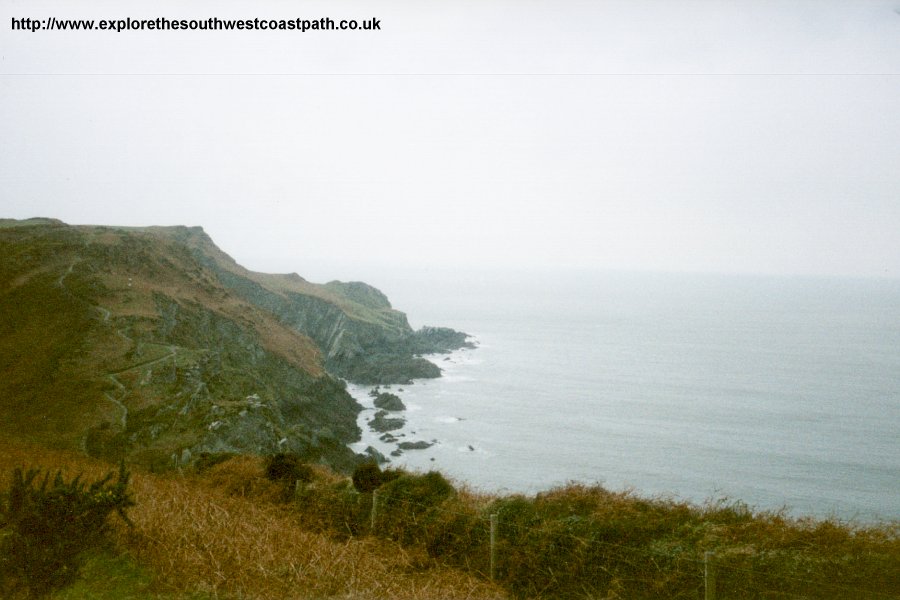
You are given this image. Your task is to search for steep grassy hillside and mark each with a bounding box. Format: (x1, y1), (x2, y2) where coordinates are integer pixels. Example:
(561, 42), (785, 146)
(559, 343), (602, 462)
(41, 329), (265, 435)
(0, 438), (505, 600)
(0, 218), (469, 472)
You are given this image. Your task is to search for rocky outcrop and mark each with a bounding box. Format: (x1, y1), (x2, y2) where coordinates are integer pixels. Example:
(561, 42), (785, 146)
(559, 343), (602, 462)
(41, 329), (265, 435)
(364, 445), (389, 464)
(369, 410), (405, 433)
(323, 280), (392, 310)
(373, 392), (406, 411)
(105, 295), (363, 471)
(412, 326), (476, 354)
(184, 241), (470, 384)
(397, 440), (434, 451)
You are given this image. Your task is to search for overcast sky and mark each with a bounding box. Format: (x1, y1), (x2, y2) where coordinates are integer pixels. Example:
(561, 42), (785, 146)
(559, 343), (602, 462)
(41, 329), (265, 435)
(1, 0), (898, 279)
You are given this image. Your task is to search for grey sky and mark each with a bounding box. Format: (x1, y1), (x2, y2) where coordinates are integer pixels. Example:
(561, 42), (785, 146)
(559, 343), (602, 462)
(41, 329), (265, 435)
(1, 1), (898, 278)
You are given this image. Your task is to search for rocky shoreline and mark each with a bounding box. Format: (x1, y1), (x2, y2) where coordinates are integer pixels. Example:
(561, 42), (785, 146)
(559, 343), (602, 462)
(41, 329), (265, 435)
(348, 343), (477, 466)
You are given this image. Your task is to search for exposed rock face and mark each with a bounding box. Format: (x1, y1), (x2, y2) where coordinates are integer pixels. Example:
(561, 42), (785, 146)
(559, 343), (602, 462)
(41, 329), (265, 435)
(0, 219), (470, 473)
(182, 234), (472, 385)
(412, 326), (476, 354)
(364, 446), (389, 464)
(397, 440), (434, 451)
(373, 392), (406, 411)
(369, 410), (405, 433)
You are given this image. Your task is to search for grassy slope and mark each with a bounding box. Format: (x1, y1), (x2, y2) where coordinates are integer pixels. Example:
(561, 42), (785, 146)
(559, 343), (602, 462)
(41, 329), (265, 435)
(0, 439), (504, 600)
(0, 221), (381, 466)
(2, 438), (896, 600)
(0, 224), (111, 448)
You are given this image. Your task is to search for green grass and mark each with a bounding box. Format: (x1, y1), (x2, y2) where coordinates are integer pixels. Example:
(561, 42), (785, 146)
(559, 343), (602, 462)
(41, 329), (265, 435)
(51, 551), (210, 600)
(51, 551), (156, 599)
(286, 462), (900, 599)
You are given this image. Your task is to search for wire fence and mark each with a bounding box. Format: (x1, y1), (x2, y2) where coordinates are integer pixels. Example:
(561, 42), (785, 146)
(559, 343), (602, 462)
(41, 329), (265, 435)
(342, 485), (900, 600)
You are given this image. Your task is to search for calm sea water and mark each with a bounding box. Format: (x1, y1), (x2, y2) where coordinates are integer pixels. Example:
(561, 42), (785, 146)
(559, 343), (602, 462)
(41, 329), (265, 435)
(344, 269), (900, 521)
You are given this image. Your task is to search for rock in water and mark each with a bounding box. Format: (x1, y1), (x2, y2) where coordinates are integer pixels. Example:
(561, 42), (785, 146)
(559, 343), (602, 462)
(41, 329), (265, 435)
(373, 392), (406, 411)
(369, 410), (405, 433)
(397, 440), (433, 451)
(364, 446), (389, 464)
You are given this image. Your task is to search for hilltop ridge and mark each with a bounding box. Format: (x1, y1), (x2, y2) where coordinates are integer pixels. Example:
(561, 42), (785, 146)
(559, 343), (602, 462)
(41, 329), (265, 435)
(0, 218), (471, 471)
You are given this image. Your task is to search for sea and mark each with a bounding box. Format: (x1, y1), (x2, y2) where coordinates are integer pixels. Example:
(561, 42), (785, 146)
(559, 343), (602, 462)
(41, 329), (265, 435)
(340, 268), (900, 522)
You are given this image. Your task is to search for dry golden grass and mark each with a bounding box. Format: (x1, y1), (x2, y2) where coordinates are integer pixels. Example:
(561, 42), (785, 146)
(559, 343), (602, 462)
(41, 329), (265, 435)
(0, 440), (505, 600)
(122, 476), (503, 599)
(5, 438), (896, 599)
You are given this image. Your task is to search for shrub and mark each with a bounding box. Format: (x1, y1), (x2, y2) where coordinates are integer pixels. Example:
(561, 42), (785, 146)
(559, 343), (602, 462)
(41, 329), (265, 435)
(375, 471), (456, 545)
(264, 453), (314, 485)
(264, 453), (315, 502)
(423, 496), (487, 569)
(295, 478), (370, 538)
(0, 462), (134, 598)
(351, 462), (402, 494)
(352, 462), (383, 494)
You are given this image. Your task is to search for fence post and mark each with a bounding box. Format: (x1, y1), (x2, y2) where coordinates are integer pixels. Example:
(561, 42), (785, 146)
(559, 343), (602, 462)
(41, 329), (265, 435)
(490, 513), (498, 581)
(704, 551), (716, 600)
(371, 489), (379, 531)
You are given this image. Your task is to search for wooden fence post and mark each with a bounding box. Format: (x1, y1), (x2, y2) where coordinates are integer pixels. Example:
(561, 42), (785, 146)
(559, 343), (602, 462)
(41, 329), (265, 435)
(371, 489), (379, 531)
(704, 551), (716, 600)
(490, 513), (498, 581)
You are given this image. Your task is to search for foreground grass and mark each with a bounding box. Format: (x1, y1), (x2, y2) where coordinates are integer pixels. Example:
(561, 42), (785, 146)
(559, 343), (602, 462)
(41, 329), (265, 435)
(283, 462), (900, 599)
(0, 440), (504, 599)
(2, 438), (898, 599)
(50, 551), (205, 600)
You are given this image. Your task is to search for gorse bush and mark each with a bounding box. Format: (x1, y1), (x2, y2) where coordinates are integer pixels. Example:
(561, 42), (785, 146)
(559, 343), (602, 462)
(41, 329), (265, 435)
(352, 462), (384, 493)
(351, 461), (402, 493)
(265, 453), (315, 501)
(264, 452), (314, 485)
(0, 462), (133, 598)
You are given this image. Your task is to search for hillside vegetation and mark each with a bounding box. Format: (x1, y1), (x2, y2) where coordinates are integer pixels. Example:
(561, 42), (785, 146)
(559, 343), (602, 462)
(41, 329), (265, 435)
(0, 439), (503, 599)
(0, 218), (470, 473)
(1, 439), (896, 599)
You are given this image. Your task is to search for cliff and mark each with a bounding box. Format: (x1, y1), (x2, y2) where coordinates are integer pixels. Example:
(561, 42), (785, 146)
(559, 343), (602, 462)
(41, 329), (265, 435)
(0, 218), (471, 471)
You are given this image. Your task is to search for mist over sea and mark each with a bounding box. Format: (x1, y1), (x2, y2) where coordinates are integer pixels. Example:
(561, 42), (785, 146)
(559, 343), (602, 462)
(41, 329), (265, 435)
(344, 268), (900, 521)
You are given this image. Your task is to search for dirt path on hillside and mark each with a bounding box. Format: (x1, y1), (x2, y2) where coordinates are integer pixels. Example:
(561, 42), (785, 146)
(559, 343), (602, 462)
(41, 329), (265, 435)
(55, 259), (182, 446)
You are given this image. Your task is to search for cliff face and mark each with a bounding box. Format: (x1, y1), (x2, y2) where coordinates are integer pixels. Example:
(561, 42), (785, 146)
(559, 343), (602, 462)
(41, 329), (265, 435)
(0, 218), (470, 472)
(174, 227), (473, 384)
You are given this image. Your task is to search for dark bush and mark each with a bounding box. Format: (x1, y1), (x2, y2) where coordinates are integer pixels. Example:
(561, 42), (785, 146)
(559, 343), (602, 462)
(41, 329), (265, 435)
(351, 462), (402, 493)
(352, 462), (383, 493)
(264, 453), (315, 502)
(380, 471), (455, 509)
(0, 462), (133, 598)
(264, 453), (314, 484)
